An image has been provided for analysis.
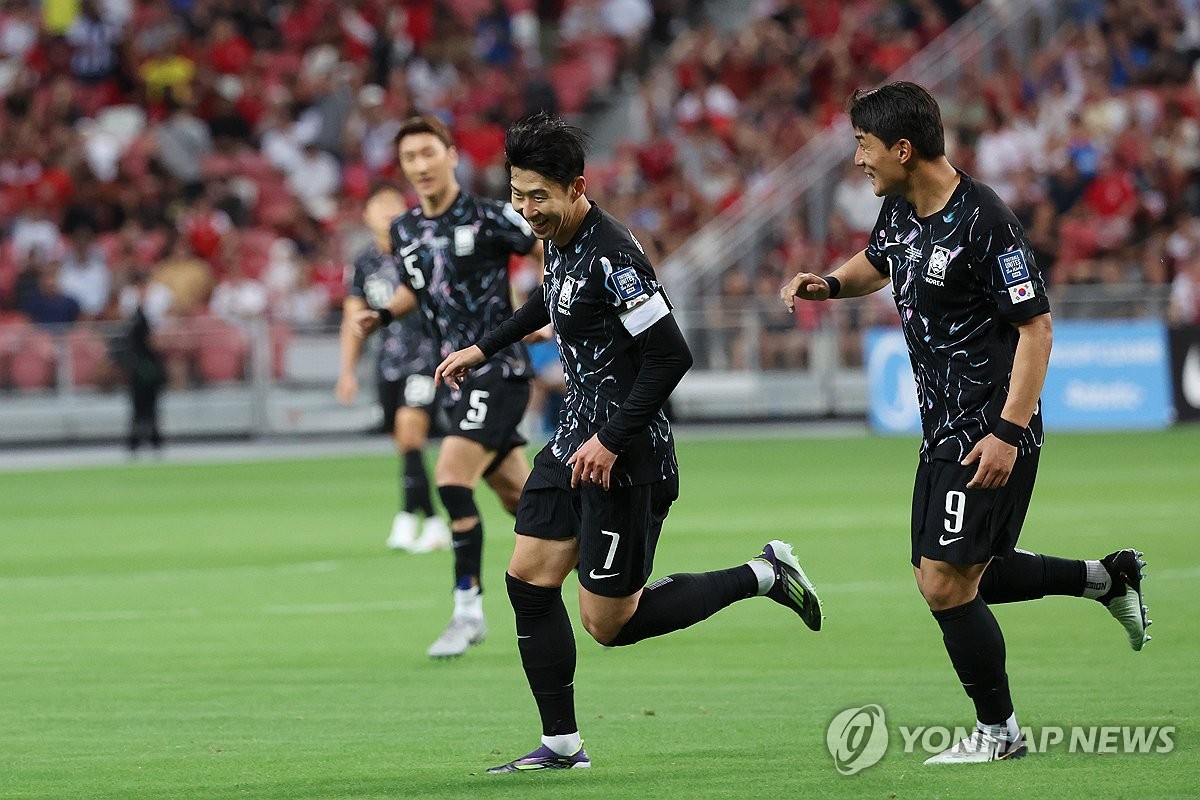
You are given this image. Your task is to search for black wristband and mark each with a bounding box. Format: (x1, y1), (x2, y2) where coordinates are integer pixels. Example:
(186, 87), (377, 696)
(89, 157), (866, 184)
(992, 418), (1026, 447)
(375, 308), (394, 327)
(823, 275), (842, 299)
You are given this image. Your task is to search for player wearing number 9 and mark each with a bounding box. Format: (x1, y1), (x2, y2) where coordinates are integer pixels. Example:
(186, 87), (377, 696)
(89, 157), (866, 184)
(783, 82), (1151, 765)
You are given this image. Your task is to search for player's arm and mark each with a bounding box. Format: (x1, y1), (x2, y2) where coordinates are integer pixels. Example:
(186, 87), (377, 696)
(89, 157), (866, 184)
(963, 312), (1053, 489)
(336, 295), (368, 404)
(570, 294), (692, 490)
(435, 284), (550, 388)
(780, 248), (890, 310)
(349, 284), (418, 339)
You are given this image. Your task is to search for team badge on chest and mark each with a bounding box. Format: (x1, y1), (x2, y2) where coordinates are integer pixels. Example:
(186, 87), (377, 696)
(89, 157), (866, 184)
(557, 275), (577, 315)
(924, 245), (950, 286)
(453, 225), (476, 256)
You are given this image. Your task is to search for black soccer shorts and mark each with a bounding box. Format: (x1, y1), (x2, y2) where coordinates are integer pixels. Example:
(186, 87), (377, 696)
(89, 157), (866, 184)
(444, 367), (530, 454)
(910, 451), (1040, 567)
(378, 371), (440, 431)
(515, 469), (679, 598)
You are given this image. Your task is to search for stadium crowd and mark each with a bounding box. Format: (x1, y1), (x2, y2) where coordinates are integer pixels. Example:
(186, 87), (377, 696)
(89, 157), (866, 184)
(697, 0), (1200, 368)
(1, 0), (1198, 389)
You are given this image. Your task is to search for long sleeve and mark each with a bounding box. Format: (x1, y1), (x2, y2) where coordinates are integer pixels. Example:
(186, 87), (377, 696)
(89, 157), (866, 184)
(596, 312), (692, 453)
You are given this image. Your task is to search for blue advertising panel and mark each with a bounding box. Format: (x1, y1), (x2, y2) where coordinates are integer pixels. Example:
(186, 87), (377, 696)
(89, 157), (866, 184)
(864, 327), (920, 435)
(864, 320), (1171, 434)
(1042, 320), (1172, 430)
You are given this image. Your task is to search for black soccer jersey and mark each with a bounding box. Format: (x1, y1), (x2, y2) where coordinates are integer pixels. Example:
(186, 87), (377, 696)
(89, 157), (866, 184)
(539, 202), (678, 487)
(389, 191), (537, 380)
(865, 171), (1050, 462)
(347, 243), (437, 381)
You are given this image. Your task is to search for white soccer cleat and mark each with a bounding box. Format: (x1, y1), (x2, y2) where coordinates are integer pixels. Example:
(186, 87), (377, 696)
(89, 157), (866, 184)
(426, 613), (487, 658)
(412, 516), (451, 553)
(387, 512), (420, 551)
(924, 728), (1027, 764)
(1098, 549), (1152, 651)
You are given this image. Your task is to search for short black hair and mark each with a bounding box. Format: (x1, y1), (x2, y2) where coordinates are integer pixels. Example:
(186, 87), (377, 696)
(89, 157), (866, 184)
(394, 114), (454, 149)
(504, 111), (591, 188)
(365, 181), (403, 201)
(848, 81), (945, 159)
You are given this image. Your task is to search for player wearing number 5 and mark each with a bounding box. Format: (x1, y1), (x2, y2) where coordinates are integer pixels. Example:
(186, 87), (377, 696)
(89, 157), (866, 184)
(337, 183), (449, 555)
(437, 113), (823, 774)
(782, 83), (1151, 765)
(352, 115), (542, 658)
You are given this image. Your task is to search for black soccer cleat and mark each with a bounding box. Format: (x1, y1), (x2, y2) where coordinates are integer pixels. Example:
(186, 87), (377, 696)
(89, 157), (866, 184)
(1097, 549), (1151, 651)
(755, 540), (823, 631)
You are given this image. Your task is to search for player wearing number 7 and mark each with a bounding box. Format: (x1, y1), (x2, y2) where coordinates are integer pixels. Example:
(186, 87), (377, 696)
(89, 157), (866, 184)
(436, 112), (823, 774)
(351, 115), (543, 659)
(782, 83), (1151, 765)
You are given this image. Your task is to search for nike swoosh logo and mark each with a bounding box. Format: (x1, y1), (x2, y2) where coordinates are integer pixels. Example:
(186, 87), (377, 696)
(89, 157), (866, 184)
(516, 635), (531, 639)
(939, 535), (964, 546)
(588, 569), (619, 580)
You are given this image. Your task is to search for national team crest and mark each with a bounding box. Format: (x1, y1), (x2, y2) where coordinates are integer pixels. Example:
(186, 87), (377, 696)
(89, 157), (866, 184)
(924, 246), (950, 286)
(557, 276), (576, 315)
(453, 226), (476, 256)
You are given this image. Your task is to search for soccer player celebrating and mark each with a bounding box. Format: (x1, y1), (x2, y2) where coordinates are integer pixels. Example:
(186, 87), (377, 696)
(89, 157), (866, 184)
(353, 115), (541, 658)
(782, 82), (1151, 764)
(435, 112), (823, 773)
(337, 182), (449, 554)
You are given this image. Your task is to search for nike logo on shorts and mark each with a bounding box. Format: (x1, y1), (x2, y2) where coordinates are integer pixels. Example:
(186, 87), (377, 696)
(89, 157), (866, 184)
(939, 535), (964, 546)
(588, 569), (619, 580)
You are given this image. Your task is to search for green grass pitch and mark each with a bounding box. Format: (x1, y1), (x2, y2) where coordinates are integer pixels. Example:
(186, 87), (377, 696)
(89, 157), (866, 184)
(1, 428), (1196, 799)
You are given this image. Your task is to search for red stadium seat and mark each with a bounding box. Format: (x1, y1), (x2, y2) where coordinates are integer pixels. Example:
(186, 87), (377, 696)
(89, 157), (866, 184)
(549, 58), (594, 115)
(6, 324), (57, 390)
(66, 326), (113, 388)
(195, 317), (247, 383)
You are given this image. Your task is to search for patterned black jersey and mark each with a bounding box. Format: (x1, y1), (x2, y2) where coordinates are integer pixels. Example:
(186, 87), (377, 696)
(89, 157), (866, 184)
(347, 243), (437, 381)
(389, 190), (536, 380)
(541, 202), (677, 486)
(865, 171), (1051, 462)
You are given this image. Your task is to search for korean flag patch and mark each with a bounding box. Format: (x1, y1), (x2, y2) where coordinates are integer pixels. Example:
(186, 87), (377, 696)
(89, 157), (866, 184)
(611, 267), (644, 302)
(998, 250), (1031, 286)
(1008, 281), (1036, 304)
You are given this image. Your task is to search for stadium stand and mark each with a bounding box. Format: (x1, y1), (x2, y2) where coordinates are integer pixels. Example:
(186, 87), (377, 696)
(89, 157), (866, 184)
(0, 0), (1195, 437)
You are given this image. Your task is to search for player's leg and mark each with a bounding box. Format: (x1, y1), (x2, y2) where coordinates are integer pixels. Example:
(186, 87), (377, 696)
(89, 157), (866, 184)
(482, 444), (530, 516)
(912, 459), (1025, 764)
(426, 434), (496, 658)
(578, 476), (822, 648)
(978, 549), (1150, 650)
(974, 450), (1150, 649)
(489, 531), (589, 773)
(379, 378), (419, 551)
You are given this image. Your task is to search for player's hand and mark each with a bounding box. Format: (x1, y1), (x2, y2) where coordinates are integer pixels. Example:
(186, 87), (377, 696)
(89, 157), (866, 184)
(334, 372), (358, 405)
(961, 435), (1017, 489)
(780, 272), (832, 311)
(567, 435), (617, 491)
(435, 345), (486, 389)
(351, 308), (381, 339)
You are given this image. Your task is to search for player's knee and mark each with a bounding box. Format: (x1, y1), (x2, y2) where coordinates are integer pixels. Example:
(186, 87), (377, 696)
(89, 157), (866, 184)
(918, 576), (973, 611)
(579, 604), (635, 646)
(438, 484), (479, 527)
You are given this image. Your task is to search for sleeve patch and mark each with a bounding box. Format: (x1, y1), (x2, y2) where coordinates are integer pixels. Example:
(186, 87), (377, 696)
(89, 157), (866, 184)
(611, 266), (645, 301)
(998, 250), (1031, 286)
(1008, 281), (1036, 304)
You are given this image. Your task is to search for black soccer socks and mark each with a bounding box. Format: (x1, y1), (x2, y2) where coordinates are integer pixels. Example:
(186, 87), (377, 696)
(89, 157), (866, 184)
(607, 566), (758, 647)
(401, 449), (434, 517)
(507, 574), (578, 737)
(977, 550), (1086, 604)
(932, 594), (1013, 725)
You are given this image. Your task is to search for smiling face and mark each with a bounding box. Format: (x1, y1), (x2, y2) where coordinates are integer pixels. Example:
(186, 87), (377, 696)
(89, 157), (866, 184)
(509, 166), (587, 247)
(397, 132), (458, 203)
(854, 129), (909, 197)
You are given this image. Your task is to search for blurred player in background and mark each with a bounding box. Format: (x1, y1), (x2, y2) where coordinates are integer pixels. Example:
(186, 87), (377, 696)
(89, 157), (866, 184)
(436, 113), (823, 773)
(353, 115), (542, 658)
(337, 183), (449, 553)
(783, 82), (1150, 765)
